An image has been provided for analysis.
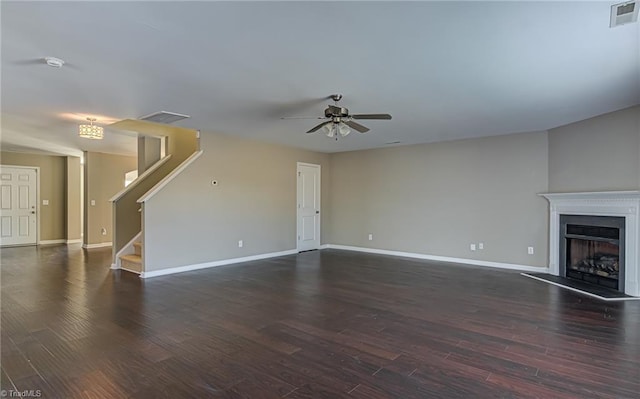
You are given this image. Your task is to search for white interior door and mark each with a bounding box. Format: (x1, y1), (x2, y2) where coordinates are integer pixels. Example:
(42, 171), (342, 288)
(297, 163), (320, 251)
(0, 167), (38, 246)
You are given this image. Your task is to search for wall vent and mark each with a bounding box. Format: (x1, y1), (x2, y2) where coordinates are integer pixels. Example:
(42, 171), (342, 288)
(139, 111), (190, 124)
(610, 1), (638, 27)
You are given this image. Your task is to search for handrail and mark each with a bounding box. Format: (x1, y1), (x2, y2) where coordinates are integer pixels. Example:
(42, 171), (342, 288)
(109, 155), (172, 202)
(137, 151), (203, 203)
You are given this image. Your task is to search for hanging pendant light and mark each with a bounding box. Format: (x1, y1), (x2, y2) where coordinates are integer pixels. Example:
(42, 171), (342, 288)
(78, 118), (104, 139)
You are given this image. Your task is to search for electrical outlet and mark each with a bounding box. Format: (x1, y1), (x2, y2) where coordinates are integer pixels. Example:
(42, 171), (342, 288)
(470, 244), (476, 251)
(368, 234), (373, 241)
(42, 199), (49, 205)
(238, 240), (243, 248)
(90, 199), (96, 206)
(528, 246), (534, 255)
(478, 242), (484, 250)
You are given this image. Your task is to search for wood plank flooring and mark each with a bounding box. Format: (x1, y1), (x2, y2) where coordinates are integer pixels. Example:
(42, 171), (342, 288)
(2, 245), (639, 398)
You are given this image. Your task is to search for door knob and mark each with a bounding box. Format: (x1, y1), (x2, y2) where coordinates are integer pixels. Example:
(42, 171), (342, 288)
(316, 210), (320, 214)
(31, 211), (35, 214)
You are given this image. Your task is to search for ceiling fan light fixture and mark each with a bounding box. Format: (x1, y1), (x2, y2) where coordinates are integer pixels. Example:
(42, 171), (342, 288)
(78, 117), (104, 139)
(323, 123), (335, 138)
(338, 123), (351, 137)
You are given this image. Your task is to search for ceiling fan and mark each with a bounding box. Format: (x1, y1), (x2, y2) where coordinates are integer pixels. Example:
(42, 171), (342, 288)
(9, 57), (81, 70)
(282, 94), (392, 139)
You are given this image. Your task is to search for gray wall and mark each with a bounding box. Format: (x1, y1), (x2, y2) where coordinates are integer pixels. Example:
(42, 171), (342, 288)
(548, 105), (640, 192)
(139, 105), (638, 272)
(143, 132), (330, 272)
(329, 131), (550, 267)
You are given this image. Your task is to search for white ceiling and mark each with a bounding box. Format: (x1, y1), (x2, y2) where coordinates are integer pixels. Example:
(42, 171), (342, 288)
(1, 1), (639, 157)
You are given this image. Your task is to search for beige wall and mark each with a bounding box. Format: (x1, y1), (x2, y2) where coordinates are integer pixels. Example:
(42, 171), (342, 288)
(66, 157), (82, 241)
(137, 136), (162, 174)
(329, 131), (550, 267)
(84, 152), (137, 245)
(1, 152), (67, 241)
(548, 105), (640, 192)
(143, 132), (330, 271)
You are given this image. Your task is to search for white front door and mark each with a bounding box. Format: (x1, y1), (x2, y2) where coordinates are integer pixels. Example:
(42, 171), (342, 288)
(0, 167), (38, 246)
(297, 163), (320, 252)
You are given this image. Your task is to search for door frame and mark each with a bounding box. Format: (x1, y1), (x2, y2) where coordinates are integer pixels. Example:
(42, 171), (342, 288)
(296, 162), (321, 252)
(0, 165), (40, 246)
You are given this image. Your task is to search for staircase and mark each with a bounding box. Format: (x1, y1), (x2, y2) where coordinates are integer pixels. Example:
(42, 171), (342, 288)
(109, 119), (200, 276)
(120, 242), (142, 273)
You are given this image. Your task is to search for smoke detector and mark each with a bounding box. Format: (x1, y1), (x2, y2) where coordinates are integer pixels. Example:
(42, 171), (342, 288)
(610, 1), (638, 27)
(44, 57), (65, 68)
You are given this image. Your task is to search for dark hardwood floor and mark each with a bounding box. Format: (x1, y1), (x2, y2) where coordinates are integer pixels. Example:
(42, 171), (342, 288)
(2, 245), (639, 398)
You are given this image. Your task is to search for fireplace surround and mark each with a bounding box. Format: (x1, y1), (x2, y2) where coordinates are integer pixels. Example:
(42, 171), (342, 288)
(541, 191), (640, 297)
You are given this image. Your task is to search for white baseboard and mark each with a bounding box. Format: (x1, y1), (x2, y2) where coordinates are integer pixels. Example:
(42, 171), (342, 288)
(319, 244), (330, 249)
(110, 263), (119, 270)
(140, 249), (298, 278)
(66, 239), (82, 244)
(39, 239), (66, 245)
(324, 244), (548, 273)
(82, 242), (112, 249)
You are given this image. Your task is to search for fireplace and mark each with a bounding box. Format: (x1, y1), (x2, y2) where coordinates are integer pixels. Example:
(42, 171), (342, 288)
(559, 215), (625, 292)
(540, 191), (640, 297)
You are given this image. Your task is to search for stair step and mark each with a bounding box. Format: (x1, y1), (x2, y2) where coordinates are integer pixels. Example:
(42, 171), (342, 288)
(133, 241), (142, 256)
(120, 254), (142, 274)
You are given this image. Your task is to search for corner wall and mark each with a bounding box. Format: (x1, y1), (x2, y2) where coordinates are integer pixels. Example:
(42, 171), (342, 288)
(548, 105), (640, 192)
(329, 131), (550, 267)
(66, 156), (82, 241)
(143, 132), (330, 272)
(84, 152), (137, 246)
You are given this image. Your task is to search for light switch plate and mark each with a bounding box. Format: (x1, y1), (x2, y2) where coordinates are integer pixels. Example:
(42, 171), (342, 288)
(42, 199), (49, 205)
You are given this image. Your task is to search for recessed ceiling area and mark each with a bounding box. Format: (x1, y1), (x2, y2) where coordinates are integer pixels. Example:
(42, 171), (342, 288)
(1, 1), (638, 157)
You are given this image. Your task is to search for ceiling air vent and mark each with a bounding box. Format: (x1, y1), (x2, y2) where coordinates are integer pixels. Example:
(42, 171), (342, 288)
(139, 111), (190, 124)
(610, 1), (638, 27)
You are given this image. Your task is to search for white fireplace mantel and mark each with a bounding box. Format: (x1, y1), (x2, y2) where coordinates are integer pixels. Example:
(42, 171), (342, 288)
(540, 191), (640, 297)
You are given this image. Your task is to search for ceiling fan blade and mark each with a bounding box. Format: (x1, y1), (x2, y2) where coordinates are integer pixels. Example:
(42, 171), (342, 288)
(306, 121), (331, 133)
(10, 59), (46, 66)
(9, 58), (82, 71)
(344, 120), (370, 133)
(351, 114), (392, 120)
(280, 116), (325, 120)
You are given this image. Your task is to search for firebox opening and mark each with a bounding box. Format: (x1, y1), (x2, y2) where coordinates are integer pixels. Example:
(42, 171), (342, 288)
(560, 215), (625, 293)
